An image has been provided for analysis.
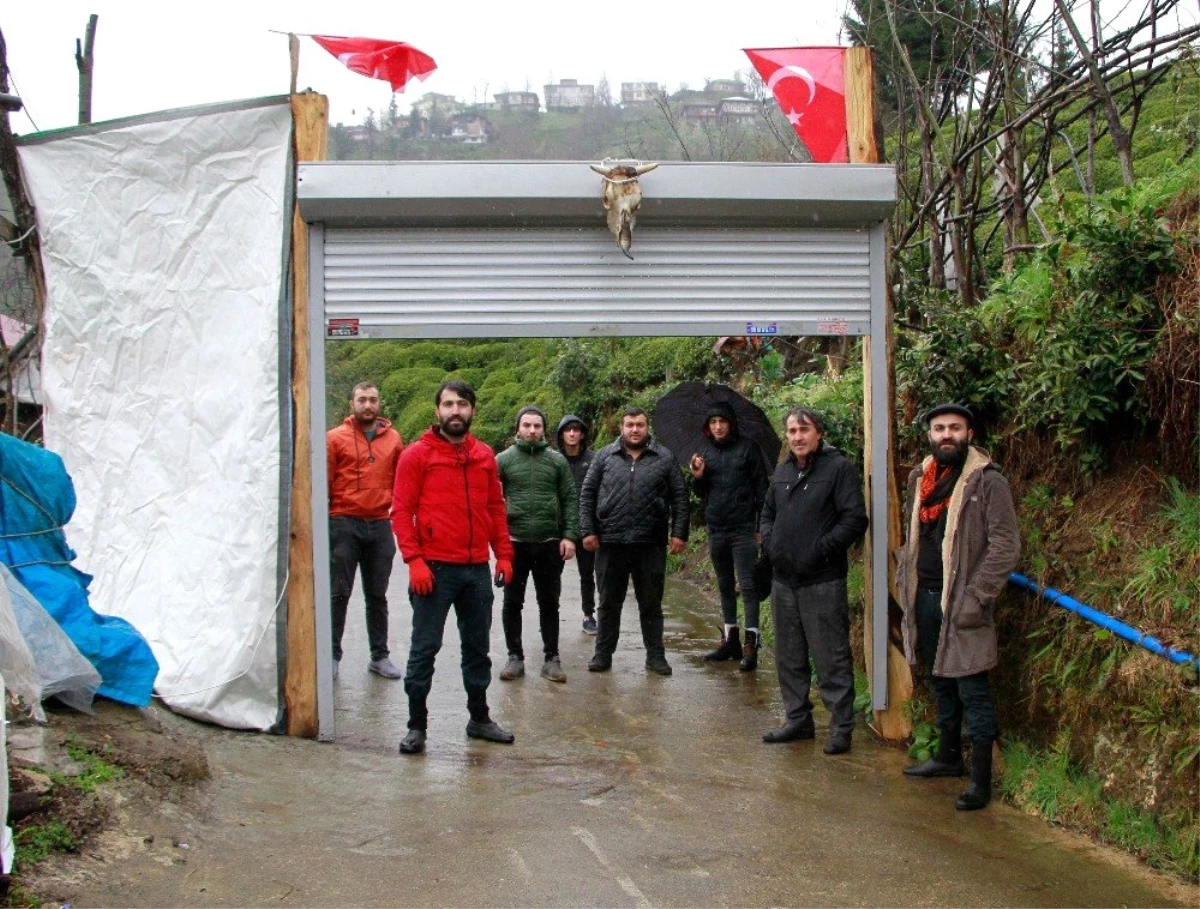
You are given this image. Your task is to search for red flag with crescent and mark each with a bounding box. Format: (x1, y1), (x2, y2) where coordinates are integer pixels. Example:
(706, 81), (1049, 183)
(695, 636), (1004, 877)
(744, 47), (847, 163)
(311, 36), (437, 93)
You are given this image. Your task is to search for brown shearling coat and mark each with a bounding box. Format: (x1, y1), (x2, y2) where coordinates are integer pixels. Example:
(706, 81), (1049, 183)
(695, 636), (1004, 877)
(898, 446), (1021, 678)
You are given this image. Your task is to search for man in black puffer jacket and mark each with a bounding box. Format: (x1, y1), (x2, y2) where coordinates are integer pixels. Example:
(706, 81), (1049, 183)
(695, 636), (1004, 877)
(689, 401), (769, 671)
(556, 414), (598, 634)
(759, 407), (868, 756)
(580, 407), (689, 676)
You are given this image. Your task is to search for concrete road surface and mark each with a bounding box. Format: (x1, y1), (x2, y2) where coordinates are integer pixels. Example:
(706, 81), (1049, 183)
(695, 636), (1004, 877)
(67, 557), (1193, 908)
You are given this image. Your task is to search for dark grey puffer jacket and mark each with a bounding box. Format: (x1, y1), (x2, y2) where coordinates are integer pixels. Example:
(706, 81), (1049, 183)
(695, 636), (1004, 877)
(555, 413), (595, 493)
(580, 436), (690, 545)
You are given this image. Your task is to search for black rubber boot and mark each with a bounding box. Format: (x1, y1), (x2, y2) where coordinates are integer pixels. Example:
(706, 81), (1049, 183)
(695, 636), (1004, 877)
(704, 627), (741, 661)
(739, 630), (759, 672)
(956, 741), (994, 811)
(904, 725), (965, 777)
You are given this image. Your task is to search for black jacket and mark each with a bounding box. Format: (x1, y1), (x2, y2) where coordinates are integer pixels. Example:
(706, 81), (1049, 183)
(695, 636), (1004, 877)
(692, 420), (767, 531)
(759, 441), (868, 586)
(580, 436), (690, 545)
(555, 413), (595, 493)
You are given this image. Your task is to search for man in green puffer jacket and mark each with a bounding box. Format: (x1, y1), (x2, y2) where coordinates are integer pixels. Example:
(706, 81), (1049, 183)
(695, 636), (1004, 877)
(496, 406), (581, 683)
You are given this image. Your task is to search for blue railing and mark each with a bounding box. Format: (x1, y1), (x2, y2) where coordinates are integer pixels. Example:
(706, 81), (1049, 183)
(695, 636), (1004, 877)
(1009, 572), (1200, 670)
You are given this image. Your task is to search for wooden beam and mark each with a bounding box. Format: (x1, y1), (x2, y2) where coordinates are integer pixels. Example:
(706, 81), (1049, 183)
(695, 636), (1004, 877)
(846, 47), (913, 741)
(284, 92), (328, 737)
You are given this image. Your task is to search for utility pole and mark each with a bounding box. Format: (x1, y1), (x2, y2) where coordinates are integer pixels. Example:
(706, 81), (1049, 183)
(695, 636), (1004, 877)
(75, 14), (98, 125)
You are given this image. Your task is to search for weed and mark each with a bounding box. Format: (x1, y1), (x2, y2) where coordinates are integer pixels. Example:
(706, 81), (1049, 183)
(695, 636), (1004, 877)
(13, 821), (76, 866)
(65, 739), (125, 794)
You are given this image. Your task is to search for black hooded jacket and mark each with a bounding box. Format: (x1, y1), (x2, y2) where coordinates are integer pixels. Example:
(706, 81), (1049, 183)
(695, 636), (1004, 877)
(555, 413), (594, 492)
(580, 436), (690, 545)
(691, 402), (768, 531)
(759, 440), (868, 586)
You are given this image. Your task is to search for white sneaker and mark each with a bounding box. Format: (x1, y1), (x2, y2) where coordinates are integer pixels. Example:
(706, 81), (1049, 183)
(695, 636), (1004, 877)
(368, 657), (403, 679)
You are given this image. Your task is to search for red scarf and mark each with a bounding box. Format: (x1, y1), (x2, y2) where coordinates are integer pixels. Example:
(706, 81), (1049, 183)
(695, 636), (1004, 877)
(919, 460), (955, 524)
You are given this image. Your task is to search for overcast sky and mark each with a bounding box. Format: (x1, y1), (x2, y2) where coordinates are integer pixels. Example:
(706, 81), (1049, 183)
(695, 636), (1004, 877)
(5, 1), (849, 134)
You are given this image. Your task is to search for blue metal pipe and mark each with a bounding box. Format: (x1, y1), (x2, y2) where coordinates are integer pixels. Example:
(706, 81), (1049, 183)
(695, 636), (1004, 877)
(1009, 572), (1200, 669)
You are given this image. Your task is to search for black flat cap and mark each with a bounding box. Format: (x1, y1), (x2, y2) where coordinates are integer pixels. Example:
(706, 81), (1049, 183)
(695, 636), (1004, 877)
(922, 403), (974, 426)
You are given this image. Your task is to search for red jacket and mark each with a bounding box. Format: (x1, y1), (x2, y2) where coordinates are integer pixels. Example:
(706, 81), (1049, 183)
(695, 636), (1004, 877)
(391, 427), (514, 565)
(327, 417), (404, 519)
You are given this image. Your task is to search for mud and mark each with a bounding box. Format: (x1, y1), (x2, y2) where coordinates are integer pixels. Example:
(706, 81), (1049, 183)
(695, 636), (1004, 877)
(11, 560), (1196, 908)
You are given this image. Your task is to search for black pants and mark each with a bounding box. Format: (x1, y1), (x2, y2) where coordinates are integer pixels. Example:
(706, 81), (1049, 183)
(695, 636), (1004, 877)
(594, 542), (667, 659)
(916, 587), (997, 745)
(577, 546), (597, 617)
(404, 562), (494, 730)
(502, 540), (564, 660)
(329, 516), (394, 662)
(771, 577), (856, 737)
(708, 525), (760, 628)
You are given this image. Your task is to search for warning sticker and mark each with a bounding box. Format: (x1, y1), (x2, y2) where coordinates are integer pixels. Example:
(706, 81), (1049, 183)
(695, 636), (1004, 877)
(327, 318), (360, 338)
(818, 319), (850, 336)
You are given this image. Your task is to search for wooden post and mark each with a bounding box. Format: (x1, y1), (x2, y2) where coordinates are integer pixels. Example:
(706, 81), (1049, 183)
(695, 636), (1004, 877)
(845, 47), (913, 741)
(284, 92), (328, 737)
(75, 15), (98, 126)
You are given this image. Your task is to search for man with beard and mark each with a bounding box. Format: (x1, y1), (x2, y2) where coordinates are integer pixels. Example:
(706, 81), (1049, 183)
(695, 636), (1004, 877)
(496, 406), (579, 684)
(689, 403), (768, 671)
(580, 407), (689, 675)
(898, 404), (1020, 810)
(391, 381), (515, 755)
(556, 415), (598, 634)
(326, 382), (404, 680)
(759, 408), (867, 755)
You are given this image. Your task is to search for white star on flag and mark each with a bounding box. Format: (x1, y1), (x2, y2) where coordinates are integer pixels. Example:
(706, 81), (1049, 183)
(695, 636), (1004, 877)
(787, 108), (804, 126)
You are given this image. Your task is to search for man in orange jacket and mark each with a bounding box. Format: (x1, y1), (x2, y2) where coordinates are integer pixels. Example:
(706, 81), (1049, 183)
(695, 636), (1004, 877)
(327, 382), (404, 680)
(391, 380), (516, 755)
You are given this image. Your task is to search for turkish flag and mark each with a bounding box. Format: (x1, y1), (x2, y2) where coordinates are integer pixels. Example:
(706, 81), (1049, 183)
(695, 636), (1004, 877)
(311, 36), (436, 93)
(744, 47), (847, 163)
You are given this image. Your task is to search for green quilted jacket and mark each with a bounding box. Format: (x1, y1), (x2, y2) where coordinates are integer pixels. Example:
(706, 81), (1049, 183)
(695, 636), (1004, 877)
(496, 438), (581, 543)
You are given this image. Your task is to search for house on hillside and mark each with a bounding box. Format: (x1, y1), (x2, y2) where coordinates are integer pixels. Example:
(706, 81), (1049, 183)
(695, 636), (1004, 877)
(718, 96), (758, 125)
(544, 79), (595, 111)
(621, 82), (662, 107)
(447, 114), (489, 144)
(706, 78), (746, 95)
(495, 91), (539, 112)
(411, 93), (462, 120)
(679, 100), (719, 125)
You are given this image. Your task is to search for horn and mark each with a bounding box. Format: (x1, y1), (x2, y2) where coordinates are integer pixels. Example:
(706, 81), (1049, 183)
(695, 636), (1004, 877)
(590, 164), (612, 176)
(634, 162), (659, 176)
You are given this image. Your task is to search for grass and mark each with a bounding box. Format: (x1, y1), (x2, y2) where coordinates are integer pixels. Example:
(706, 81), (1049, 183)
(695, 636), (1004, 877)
(12, 821), (76, 866)
(64, 739), (125, 794)
(1000, 737), (1200, 880)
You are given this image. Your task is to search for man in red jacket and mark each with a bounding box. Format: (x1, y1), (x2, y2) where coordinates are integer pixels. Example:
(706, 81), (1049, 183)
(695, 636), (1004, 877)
(326, 382), (404, 680)
(391, 380), (516, 755)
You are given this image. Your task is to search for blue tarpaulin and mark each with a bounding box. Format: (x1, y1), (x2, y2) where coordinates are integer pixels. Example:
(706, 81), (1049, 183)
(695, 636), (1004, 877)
(0, 432), (158, 706)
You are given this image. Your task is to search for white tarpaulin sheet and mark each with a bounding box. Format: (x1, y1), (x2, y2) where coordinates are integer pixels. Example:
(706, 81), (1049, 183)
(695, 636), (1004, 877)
(18, 98), (293, 730)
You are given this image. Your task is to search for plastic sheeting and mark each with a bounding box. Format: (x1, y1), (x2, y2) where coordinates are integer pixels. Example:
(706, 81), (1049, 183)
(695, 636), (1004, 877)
(17, 98), (294, 730)
(0, 433), (153, 707)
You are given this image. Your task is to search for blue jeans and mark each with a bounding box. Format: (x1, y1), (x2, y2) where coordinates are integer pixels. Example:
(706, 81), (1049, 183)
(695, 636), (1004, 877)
(708, 525), (760, 628)
(916, 586), (997, 746)
(329, 517), (395, 662)
(404, 562), (494, 730)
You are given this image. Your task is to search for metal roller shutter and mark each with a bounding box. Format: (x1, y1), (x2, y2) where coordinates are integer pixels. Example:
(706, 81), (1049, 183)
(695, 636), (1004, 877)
(321, 227), (871, 339)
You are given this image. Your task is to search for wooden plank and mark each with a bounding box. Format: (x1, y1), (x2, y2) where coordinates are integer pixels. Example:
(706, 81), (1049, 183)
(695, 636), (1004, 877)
(284, 92), (328, 738)
(846, 47), (913, 741)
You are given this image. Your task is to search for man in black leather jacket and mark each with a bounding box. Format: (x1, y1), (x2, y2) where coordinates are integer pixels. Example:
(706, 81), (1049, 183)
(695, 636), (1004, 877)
(580, 407), (689, 676)
(759, 407), (868, 755)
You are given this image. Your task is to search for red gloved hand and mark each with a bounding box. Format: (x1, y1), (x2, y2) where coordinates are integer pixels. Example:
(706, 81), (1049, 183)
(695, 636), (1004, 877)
(408, 558), (434, 596)
(494, 559), (513, 587)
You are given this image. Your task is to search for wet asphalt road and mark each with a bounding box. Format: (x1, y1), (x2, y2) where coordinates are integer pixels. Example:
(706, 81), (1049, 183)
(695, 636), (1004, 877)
(72, 558), (1192, 908)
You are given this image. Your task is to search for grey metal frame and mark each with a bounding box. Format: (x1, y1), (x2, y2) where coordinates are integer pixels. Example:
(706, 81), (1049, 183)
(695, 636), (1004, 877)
(302, 161), (896, 740)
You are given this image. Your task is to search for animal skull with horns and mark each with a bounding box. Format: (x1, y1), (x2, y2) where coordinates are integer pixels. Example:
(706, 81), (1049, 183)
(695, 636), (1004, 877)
(590, 161), (659, 259)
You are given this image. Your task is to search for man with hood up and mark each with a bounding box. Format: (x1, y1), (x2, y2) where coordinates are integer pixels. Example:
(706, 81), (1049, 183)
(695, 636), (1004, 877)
(759, 407), (868, 755)
(898, 403), (1020, 811)
(556, 414), (598, 634)
(496, 406), (580, 684)
(326, 381), (404, 680)
(688, 402), (769, 670)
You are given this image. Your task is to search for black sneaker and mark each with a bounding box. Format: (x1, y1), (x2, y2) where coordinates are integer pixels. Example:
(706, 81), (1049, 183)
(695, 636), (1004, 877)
(582, 617), (598, 635)
(399, 729), (426, 754)
(466, 719), (515, 744)
(588, 654), (612, 672)
(645, 654), (673, 676)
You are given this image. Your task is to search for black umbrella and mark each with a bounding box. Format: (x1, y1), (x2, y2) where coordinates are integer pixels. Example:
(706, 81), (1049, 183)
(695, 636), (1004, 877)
(652, 382), (782, 476)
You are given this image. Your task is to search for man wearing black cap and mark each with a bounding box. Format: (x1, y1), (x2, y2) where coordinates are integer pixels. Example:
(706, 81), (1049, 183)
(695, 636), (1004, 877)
(496, 406), (580, 683)
(898, 403), (1020, 810)
(689, 402), (769, 671)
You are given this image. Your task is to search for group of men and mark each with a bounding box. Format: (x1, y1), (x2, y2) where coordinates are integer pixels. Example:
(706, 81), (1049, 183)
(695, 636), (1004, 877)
(327, 379), (1019, 811)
